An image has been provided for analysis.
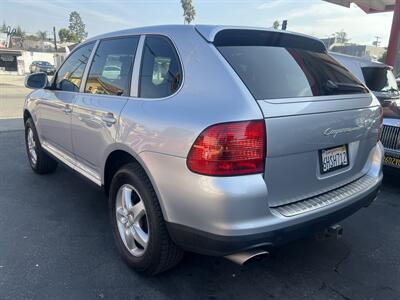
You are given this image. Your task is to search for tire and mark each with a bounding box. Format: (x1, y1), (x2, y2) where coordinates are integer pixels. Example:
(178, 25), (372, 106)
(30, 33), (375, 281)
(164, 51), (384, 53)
(109, 163), (183, 275)
(25, 118), (58, 174)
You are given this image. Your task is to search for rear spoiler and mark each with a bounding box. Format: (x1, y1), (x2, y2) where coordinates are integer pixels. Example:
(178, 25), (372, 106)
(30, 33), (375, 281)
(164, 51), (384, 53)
(195, 25), (327, 53)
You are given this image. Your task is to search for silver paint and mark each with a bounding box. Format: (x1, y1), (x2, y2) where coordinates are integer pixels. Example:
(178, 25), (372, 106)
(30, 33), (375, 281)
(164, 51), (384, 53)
(23, 25), (383, 241)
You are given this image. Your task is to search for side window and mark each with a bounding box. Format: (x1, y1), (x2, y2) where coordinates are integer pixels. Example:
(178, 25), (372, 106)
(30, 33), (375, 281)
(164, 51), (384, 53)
(85, 37), (139, 96)
(139, 36), (182, 98)
(55, 43), (94, 92)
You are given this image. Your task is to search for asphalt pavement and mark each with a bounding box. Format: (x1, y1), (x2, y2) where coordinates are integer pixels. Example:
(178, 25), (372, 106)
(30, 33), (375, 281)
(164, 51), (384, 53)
(0, 130), (399, 300)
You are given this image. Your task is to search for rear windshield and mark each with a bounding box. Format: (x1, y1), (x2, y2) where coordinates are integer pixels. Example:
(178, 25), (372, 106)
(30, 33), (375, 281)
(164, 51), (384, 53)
(362, 67), (399, 92)
(36, 61), (51, 66)
(215, 30), (368, 100)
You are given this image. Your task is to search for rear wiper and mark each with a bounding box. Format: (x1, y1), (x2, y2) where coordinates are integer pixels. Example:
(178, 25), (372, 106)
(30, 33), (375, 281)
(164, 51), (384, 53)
(324, 80), (366, 93)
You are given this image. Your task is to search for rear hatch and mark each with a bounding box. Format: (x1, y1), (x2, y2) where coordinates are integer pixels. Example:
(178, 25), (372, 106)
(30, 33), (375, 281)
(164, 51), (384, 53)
(211, 29), (381, 207)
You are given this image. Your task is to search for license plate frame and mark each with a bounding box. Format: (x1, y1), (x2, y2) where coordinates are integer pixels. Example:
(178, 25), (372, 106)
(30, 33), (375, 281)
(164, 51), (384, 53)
(319, 144), (349, 174)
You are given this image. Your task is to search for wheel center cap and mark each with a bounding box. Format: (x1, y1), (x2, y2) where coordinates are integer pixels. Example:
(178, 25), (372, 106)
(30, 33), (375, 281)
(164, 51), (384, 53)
(128, 214), (135, 224)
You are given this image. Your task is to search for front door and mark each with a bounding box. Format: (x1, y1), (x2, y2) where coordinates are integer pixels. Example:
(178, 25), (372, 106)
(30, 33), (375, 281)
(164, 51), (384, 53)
(36, 43), (94, 158)
(71, 36), (140, 180)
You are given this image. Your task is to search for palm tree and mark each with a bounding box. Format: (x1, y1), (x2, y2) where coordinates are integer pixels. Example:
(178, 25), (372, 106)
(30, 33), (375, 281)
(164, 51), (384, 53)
(37, 30), (47, 41)
(181, 0), (196, 24)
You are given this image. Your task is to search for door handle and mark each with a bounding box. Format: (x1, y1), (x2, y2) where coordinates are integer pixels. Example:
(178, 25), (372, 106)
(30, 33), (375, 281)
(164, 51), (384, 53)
(101, 114), (117, 126)
(63, 105), (72, 114)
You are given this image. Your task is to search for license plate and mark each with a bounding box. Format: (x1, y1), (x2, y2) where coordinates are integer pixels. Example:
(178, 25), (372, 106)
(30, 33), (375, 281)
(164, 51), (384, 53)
(384, 155), (400, 168)
(319, 145), (349, 174)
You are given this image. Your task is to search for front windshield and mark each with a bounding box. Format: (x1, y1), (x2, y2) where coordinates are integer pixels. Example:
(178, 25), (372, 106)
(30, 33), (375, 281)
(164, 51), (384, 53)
(362, 67), (399, 93)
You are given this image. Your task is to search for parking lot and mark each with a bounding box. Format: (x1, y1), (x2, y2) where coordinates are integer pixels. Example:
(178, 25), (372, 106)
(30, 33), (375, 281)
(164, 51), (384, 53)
(0, 127), (399, 299)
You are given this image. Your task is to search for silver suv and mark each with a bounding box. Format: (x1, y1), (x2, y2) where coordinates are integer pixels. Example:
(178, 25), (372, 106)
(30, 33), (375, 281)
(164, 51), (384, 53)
(24, 25), (383, 275)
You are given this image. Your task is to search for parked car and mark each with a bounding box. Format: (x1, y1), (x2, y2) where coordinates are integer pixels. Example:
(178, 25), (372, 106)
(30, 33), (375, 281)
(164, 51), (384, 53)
(23, 25), (383, 275)
(331, 53), (400, 170)
(29, 61), (55, 75)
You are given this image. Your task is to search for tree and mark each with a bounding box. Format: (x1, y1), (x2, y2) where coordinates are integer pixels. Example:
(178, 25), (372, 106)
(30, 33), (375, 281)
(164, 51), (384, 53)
(181, 0), (196, 24)
(58, 28), (78, 43)
(37, 30), (47, 41)
(68, 11), (87, 42)
(14, 25), (25, 38)
(335, 30), (349, 44)
(272, 20), (280, 29)
(1, 21), (7, 33)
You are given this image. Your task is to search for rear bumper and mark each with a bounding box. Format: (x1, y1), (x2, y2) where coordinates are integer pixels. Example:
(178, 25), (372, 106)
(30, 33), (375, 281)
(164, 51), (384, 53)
(140, 143), (384, 256)
(166, 185), (380, 256)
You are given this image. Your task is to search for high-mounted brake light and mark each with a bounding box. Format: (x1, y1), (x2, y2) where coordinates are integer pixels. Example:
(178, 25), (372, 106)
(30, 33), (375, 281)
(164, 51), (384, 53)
(187, 120), (266, 176)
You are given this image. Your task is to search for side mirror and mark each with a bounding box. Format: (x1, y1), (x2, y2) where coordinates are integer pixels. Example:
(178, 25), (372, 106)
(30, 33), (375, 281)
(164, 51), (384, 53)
(25, 72), (49, 89)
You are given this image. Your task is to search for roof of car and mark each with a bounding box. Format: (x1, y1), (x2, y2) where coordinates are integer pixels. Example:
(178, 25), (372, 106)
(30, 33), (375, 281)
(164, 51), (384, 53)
(329, 51), (388, 69)
(85, 24), (325, 47)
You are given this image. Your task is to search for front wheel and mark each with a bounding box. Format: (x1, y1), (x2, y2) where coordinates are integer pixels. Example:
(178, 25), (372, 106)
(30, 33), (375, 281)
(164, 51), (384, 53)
(109, 163), (183, 275)
(25, 118), (58, 174)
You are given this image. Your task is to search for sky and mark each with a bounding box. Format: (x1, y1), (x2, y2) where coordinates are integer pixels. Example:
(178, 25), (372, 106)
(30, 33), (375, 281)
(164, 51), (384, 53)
(0, 0), (394, 46)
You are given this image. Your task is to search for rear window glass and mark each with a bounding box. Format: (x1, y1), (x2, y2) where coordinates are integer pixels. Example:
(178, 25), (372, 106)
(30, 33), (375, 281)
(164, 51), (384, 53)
(215, 31), (368, 100)
(362, 67), (399, 92)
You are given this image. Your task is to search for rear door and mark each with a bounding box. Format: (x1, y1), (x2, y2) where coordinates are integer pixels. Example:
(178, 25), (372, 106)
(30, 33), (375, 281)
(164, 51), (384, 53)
(214, 30), (381, 207)
(71, 36), (140, 183)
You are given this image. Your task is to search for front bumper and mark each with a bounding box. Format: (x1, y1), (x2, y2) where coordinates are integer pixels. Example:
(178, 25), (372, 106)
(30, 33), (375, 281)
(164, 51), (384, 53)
(140, 143), (383, 256)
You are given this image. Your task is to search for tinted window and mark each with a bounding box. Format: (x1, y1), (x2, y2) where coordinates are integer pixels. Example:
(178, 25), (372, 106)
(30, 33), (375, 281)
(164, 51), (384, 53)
(55, 43), (94, 92)
(217, 45), (367, 100)
(362, 67), (399, 92)
(85, 37), (139, 96)
(139, 36), (182, 98)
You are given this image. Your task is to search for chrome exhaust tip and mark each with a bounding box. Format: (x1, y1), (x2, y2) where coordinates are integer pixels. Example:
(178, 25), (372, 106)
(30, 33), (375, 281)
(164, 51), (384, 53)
(224, 248), (269, 265)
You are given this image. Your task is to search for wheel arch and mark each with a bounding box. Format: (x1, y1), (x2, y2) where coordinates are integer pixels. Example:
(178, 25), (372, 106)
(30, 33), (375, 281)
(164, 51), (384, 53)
(102, 147), (164, 211)
(23, 109), (32, 123)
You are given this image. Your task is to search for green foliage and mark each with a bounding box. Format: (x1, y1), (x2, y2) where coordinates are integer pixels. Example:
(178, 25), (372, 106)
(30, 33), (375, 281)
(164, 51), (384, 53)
(68, 11), (87, 42)
(1, 21), (7, 33)
(37, 30), (47, 41)
(181, 0), (196, 24)
(58, 28), (79, 43)
(14, 25), (25, 38)
(272, 20), (280, 29)
(335, 30), (349, 44)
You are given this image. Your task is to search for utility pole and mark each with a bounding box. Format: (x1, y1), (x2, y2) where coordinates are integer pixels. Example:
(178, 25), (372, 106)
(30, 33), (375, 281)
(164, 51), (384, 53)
(373, 36), (381, 47)
(53, 26), (57, 52)
(53, 26), (58, 67)
(281, 20), (288, 30)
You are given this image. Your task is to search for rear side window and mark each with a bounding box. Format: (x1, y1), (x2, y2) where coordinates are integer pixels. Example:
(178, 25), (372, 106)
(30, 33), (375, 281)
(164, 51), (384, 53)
(139, 35), (182, 98)
(215, 30), (368, 100)
(55, 43), (94, 92)
(362, 67), (399, 92)
(85, 36), (139, 96)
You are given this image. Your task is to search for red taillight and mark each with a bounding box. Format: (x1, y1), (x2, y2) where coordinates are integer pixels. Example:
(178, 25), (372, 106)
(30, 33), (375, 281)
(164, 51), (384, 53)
(187, 120), (266, 176)
(377, 106), (383, 142)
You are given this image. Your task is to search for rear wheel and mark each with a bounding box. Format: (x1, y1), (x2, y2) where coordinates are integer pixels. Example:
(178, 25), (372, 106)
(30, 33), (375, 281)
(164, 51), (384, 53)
(24, 118), (58, 174)
(109, 163), (183, 275)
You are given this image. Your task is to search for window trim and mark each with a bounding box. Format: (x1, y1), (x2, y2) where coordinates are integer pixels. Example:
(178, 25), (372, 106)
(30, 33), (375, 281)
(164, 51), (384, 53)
(82, 35), (141, 96)
(130, 35), (145, 97)
(132, 33), (184, 100)
(80, 40), (100, 93)
(51, 41), (96, 94)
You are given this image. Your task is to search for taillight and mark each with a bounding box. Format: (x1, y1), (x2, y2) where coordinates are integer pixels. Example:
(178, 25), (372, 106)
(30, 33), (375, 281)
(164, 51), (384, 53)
(187, 120), (266, 176)
(377, 106), (383, 142)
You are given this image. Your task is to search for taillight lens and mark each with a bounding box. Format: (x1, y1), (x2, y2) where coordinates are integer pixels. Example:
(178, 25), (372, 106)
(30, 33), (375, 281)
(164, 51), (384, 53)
(377, 106), (383, 142)
(187, 120), (266, 176)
